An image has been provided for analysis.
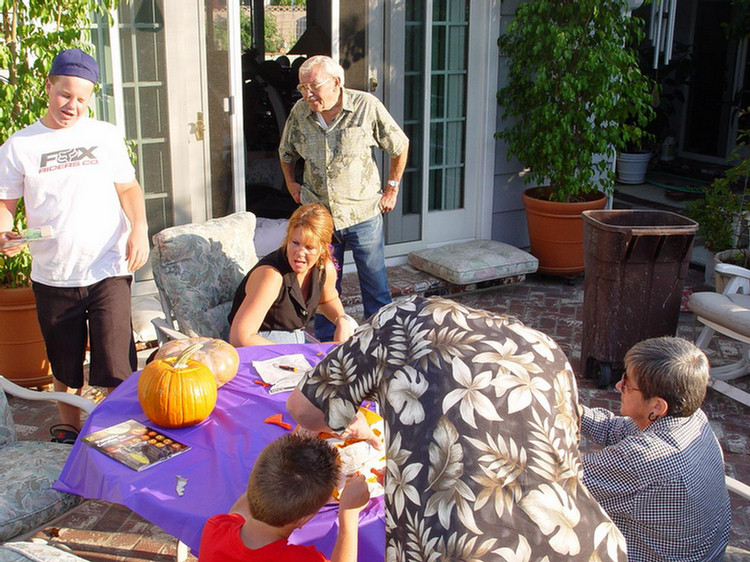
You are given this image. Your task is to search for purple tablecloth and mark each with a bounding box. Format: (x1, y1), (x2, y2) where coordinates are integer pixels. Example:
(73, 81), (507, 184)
(54, 343), (385, 558)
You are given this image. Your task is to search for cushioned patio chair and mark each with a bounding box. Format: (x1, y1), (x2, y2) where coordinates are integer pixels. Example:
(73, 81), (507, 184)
(0, 376), (96, 543)
(151, 212), (260, 343)
(688, 262), (750, 407)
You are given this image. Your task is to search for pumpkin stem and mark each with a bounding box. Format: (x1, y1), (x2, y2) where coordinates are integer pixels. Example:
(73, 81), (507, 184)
(173, 343), (203, 369)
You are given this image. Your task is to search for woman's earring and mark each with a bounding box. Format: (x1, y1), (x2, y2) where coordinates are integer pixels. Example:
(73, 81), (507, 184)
(647, 411), (658, 422)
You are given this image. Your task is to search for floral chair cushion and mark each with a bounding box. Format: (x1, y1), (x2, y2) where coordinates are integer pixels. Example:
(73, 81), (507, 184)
(0, 541), (90, 562)
(151, 212), (259, 339)
(0, 390), (16, 448)
(0, 441), (82, 542)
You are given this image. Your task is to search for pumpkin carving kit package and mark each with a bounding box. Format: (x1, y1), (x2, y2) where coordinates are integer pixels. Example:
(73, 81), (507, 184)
(82, 418), (190, 471)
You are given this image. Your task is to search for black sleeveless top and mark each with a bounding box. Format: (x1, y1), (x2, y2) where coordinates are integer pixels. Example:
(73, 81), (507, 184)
(227, 247), (326, 332)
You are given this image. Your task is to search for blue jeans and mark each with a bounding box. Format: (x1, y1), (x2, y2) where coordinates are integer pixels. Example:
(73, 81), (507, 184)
(314, 214), (392, 341)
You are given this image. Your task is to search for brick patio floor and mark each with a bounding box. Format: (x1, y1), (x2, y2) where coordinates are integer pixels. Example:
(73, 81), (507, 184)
(7, 264), (750, 559)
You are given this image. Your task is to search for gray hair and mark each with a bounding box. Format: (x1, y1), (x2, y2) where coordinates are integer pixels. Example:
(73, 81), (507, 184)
(299, 55), (345, 87)
(624, 337), (709, 417)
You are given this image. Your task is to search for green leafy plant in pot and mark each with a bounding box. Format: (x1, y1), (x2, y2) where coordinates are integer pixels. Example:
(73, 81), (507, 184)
(496, 0), (654, 274)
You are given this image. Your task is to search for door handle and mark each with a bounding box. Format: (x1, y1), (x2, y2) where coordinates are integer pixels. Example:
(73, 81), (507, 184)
(369, 76), (378, 92)
(189, 112), (205, 141)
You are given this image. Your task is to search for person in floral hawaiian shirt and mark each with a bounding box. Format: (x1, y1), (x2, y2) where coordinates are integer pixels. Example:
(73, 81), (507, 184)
(287, 295), (627, 562)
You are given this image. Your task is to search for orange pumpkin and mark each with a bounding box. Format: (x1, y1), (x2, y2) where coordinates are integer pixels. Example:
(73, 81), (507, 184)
(138, 343), (218, 428)
(153, 337), (239, 388)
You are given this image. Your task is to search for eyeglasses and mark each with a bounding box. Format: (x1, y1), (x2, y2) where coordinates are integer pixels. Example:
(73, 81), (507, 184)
(620, 372), (642, 393)
(297, 77), (331, 94)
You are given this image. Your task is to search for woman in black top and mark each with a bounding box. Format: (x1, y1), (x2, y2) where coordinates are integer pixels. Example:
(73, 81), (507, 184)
(228, 204), (355, 346)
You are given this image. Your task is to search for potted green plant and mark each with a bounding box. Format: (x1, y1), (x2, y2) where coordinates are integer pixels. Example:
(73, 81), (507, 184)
(0, 0), (118, 387)
(496, 0), (654, 275)
(616, 40), (693, 183)
(686, 109), (750, 286)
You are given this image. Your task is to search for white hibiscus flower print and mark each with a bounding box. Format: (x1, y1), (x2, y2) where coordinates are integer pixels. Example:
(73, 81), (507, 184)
(490, 367), (552, 414)
(506, 320), (558, 362)
(474, 338), (543, 380)
(388, 366), (429, 425)
(519, 483), (582, 556)
(442, 357), (502, 429)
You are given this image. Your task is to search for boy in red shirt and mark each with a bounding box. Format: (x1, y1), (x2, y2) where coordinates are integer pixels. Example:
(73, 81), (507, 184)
(198, 433), (370, 562)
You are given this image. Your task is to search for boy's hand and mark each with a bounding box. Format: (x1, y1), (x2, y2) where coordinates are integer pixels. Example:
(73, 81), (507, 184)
(338, 474), (370, 512)
(0, 232), (25, 256)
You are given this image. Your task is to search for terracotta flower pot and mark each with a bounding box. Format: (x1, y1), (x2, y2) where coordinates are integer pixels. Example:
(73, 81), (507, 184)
(0, 286), (52, 388)
(522, 187), (608, 276)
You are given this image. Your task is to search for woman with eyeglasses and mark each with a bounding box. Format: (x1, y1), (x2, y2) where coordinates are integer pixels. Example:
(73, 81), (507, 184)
(580, 337), (730, 562)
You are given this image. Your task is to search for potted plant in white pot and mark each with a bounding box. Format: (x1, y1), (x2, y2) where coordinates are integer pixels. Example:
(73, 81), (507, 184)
(0, 0), (119, 387)
(616, 39), (693, 184)
(496, 0), (655, 275)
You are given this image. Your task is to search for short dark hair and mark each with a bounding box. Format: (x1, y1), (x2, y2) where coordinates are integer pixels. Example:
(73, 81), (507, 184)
(246, 433), (340, 527)
(625, 337), (709, 417)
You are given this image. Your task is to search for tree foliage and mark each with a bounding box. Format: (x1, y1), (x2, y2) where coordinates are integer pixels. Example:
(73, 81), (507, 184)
(0, 0), (119, 144)
(496, 0), (654, 202)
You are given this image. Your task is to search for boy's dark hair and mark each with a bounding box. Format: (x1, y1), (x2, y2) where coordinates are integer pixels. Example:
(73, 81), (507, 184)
(246, 433), (341, 527)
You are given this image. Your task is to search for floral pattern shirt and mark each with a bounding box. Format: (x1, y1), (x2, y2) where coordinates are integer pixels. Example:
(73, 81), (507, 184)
(298, 295), (627, 562)
(278, 88), (409, 230)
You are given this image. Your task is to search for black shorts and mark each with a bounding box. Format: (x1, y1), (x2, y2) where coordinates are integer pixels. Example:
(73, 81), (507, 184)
(32, 276), (137, 389)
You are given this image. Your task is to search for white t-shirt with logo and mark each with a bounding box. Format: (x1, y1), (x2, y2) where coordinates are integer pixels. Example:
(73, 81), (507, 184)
(0, 118), (136, 287)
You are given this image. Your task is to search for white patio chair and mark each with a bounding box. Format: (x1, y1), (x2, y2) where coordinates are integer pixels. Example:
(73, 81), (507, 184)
(688, 262), (750, 407)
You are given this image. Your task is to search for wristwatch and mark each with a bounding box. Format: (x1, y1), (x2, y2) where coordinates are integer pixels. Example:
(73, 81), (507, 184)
(387, 180), (399, 189)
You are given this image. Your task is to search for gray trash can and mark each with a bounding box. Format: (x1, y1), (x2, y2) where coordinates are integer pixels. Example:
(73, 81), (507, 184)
(580, 210), (698, 387)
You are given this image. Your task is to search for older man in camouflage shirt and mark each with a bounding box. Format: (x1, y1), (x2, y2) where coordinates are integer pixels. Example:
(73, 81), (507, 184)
(279, 55), (408, 341)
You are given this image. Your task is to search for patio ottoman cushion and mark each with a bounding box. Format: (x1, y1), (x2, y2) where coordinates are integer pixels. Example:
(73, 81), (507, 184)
(408, 240), (538, 285)
(0, 441), (82, 542)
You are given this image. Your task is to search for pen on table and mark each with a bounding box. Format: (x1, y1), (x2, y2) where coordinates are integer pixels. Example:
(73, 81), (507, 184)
(276, 364), (298, 372)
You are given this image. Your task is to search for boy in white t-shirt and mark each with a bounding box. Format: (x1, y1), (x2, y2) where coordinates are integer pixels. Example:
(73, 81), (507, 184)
(0, 49), (149, 441)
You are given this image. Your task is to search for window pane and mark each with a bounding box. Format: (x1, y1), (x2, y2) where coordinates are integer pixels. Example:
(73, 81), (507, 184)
(430, 122), (444, 166)
(431, 74), (444, 119)
(431, 26), (445, 71)
(428, 168), (443, 211)
(446, 74), (465, 119)
(447, 27), (466, 71)
(445, 121), (464, 165)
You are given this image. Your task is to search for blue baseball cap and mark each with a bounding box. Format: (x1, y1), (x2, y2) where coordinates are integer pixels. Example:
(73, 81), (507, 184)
(49, 48), (99, 84)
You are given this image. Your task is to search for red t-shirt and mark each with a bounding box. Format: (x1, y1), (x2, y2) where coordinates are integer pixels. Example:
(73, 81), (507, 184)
(198, 513), (327, 562)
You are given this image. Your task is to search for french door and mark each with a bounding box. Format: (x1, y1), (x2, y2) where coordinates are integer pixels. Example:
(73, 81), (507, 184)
(369, 0), (498, 253)
(103, 0), (244, 288)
